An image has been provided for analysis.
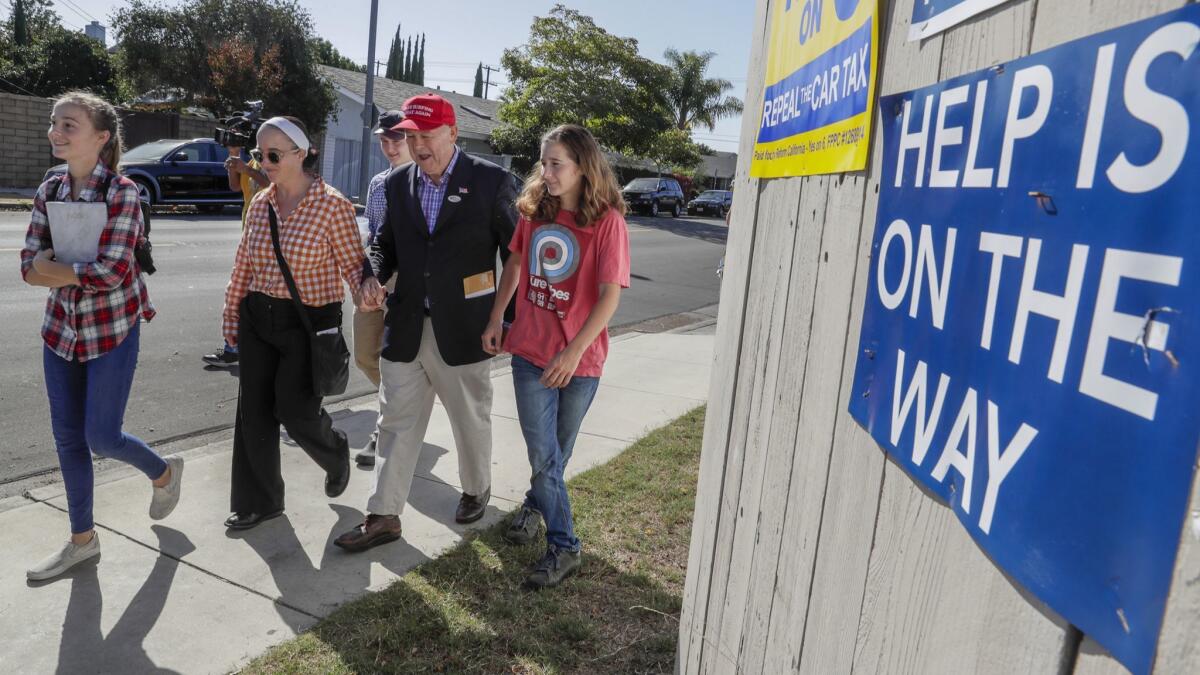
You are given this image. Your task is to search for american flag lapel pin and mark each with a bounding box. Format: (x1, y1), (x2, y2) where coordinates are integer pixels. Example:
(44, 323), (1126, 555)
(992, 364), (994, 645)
(459, 187), (470, 194)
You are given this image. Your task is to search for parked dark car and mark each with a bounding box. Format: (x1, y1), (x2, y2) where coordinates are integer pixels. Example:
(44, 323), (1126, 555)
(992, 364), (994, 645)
(43, 138), (243, 213)
(688, 190), (733, 217)
(622, 176), (686, 217)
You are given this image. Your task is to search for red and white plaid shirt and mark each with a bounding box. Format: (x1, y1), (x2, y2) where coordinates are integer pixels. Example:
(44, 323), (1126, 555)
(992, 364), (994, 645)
(20, 162), (154, 363)
(222, 178), (366, 344)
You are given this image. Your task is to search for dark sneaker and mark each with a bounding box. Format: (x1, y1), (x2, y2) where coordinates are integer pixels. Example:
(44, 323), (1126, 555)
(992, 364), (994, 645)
(202, 347), (238, 368)
(355, 433), (377, 466)
(334, 514), (402, 552)
(524, 545), (581, 590)
(504, 505), (542, 545)
(455, 488), (490, 524)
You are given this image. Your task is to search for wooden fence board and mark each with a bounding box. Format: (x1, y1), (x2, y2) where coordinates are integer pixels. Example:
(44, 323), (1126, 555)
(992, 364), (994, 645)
(677, 0), (772, 670)
(796, 0), (948, 671)
(852, 2), (1071, 674)
(738, 175), (831, 673)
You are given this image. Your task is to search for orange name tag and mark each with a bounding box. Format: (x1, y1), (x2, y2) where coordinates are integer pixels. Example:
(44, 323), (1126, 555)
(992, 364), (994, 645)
(463, 270), (496, 299)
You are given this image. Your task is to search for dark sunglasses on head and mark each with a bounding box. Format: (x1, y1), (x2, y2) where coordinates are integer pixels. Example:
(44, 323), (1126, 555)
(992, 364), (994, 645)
(250, 147), (301, 164)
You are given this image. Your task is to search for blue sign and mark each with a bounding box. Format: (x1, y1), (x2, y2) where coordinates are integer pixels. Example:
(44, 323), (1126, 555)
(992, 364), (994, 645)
(848, 7), (1200, 673)
(910, 0), (1010, 41)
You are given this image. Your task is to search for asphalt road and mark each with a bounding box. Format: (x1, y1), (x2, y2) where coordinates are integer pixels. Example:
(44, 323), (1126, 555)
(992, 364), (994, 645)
(0, 209), (725, 485)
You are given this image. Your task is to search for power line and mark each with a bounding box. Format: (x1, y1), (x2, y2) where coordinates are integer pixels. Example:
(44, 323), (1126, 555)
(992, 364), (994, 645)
(0, 74), (43, 98)
(58, 0), (97, 22)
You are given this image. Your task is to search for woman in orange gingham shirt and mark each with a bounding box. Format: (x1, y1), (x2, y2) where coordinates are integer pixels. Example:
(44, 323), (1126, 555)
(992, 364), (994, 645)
(220, 116), (369, 530)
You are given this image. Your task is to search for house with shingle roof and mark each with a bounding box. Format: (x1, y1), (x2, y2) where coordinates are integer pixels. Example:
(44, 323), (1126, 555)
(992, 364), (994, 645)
(317, 65), (508, 200)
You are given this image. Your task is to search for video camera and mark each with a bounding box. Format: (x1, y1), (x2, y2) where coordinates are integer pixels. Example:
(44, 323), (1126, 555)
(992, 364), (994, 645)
(213, 100), (265, 148)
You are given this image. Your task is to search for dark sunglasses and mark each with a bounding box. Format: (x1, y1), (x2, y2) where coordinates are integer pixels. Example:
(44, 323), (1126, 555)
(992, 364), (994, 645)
(250, 147), (301, 164)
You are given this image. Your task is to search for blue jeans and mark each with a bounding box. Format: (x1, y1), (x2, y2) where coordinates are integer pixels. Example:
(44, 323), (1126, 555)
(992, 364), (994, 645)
(43, 323), (166, 534)
(511, 355), (600, 552)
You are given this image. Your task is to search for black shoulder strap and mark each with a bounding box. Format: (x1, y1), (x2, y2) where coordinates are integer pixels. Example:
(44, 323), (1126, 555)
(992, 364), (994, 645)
(267, 204), (316, 336)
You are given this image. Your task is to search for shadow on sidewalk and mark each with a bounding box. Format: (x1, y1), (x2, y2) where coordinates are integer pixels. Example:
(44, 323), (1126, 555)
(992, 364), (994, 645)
(42, 526), (194, 674)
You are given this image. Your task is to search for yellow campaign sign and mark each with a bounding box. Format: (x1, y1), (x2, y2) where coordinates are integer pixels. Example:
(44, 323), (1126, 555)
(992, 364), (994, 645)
(751, 0), (879, 177)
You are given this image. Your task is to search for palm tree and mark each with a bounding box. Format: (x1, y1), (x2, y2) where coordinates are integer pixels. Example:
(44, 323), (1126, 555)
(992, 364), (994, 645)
(663, 48), (743, 132)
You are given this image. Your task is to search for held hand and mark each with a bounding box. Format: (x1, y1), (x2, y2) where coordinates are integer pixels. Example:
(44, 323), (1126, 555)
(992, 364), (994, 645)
(481, 317), (504, 355)
(360, 277), (385, 310)
(540, 347), (583, 389)
(224, 156), (248, 173)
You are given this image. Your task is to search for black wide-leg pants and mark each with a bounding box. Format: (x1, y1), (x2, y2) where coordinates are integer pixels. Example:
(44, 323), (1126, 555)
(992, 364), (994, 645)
(230, 292), (348, 515)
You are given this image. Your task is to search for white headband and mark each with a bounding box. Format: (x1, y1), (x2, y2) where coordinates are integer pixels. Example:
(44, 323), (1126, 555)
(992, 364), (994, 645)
(258, 116), (310, 151)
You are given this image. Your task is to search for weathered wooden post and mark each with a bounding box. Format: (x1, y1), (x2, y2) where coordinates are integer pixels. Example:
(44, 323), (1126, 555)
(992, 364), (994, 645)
(679, 1), (1200, 673)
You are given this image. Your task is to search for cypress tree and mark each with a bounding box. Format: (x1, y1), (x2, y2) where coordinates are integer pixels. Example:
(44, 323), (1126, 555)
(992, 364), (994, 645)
(417, 34), (425, 85)
(403, 37), (412, 82)
(473, 62), (483, 98)
(13, 0), (29, 47)
(386, 26), (400, 79)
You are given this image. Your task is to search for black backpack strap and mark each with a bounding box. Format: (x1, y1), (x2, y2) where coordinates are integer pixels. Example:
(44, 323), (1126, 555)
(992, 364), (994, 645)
(267, 204), (317, 336)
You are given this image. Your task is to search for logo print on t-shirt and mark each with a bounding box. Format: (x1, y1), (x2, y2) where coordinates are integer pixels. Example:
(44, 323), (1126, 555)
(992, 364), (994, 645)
(529, 224), (580, 284)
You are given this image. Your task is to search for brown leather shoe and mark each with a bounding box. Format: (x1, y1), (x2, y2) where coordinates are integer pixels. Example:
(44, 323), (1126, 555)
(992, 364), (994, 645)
(455, 488), (490, 524)
(334, 514), (402, 552)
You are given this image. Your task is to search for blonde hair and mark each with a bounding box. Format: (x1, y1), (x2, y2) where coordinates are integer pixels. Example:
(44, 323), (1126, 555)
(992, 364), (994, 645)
(516, 124), (626, 228)
(55, 91), (123, 169)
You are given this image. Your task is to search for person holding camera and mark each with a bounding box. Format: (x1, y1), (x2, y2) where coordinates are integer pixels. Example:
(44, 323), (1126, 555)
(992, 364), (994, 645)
(220, 116), (369, 530)
(352, 109), (412, 467)
(202, 144), (268, 368)
(22, 91), (184, 581)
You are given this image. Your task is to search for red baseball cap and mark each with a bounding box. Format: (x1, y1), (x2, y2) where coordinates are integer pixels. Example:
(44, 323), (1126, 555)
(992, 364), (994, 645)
(394, 94), (456, 131)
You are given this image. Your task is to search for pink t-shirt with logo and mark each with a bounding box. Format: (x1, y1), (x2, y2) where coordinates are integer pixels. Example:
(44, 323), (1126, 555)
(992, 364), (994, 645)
(506, 207), (631, 377)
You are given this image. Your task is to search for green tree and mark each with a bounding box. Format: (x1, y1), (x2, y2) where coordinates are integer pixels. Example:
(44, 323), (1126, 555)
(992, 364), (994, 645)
(663, 48), (743, 132)
(491, 5), (675, 164)
(12, 0), (28, 46)
(416, 33), (425, 85)
(385, 25), (399, 79)
(0, 2), (117, 99)
(309, 36), (364, 73)
(111, 0), (337, 133)
(473, 62), (483, 98)
(402, 36), (411, 82)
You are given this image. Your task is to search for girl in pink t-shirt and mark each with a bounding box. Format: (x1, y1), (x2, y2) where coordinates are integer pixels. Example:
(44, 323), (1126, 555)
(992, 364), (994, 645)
(482, 124), (630, 589)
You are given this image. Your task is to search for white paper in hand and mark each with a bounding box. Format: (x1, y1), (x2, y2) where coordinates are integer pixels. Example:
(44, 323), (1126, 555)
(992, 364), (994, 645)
(46, 202), (108, 265)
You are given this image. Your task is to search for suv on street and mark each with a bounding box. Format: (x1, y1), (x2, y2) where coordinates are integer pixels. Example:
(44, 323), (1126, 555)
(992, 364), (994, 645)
(623, 176), (686, 217)
(43, 138), (243, 213)
(688, 190), (733, 217)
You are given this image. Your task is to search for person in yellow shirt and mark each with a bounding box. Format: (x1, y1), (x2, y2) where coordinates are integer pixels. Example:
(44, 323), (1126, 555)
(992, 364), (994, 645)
(202, 145), (269, 368)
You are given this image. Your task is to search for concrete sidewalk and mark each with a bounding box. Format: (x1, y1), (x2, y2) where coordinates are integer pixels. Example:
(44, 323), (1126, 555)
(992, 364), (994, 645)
(0, 326), (714, 674)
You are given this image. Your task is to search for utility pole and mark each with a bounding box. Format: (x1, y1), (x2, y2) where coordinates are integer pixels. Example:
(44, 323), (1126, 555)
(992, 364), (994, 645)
(481, 64), (500, 99)
(356, 0), (379, 205)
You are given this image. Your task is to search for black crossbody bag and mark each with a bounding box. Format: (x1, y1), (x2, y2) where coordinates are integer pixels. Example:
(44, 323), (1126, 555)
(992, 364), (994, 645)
(267, 204), (350, 397)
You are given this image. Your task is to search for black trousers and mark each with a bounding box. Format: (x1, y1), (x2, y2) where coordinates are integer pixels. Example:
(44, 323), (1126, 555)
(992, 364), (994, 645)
(230, 292), (348, 514)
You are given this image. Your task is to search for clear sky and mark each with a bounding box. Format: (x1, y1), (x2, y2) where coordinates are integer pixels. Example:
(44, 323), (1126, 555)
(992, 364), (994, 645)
(26, 0), (755, 153)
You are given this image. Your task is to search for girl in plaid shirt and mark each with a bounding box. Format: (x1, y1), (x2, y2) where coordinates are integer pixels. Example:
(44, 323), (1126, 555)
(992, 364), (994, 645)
(220, 116), (368, 530)
(21, 92), (184, 582)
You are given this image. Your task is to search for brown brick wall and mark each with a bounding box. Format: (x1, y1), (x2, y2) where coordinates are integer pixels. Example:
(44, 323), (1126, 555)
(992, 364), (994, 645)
(0, 93), (56, 189)
(0, 92), (220, 189)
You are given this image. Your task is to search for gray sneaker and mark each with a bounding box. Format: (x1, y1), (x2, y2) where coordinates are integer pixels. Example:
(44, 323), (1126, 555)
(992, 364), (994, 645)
(524, 545), (581, 590)
(149, 455), (184, 520)
(27, 533), (101, 581)
(504, 505), (542, 545)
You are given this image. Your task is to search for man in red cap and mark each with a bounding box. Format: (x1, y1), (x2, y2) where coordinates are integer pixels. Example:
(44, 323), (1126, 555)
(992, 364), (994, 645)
(337, 94), (519, 552)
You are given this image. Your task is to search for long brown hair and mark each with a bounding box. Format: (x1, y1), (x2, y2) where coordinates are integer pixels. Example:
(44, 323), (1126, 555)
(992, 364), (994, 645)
(516, 124), (626, 228)
(55, 91), (123, 168)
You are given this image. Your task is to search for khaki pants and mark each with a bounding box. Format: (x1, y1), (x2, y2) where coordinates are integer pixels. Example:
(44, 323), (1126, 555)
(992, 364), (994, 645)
(352, 276), (395, 388)
(366, 318), (493, 516)
(353, 306), (386, 387)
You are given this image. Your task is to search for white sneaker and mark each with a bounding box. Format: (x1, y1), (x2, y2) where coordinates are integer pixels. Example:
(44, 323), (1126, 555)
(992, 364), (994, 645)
(27, 532), (101, 581)
(149, 455), (184, 520)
